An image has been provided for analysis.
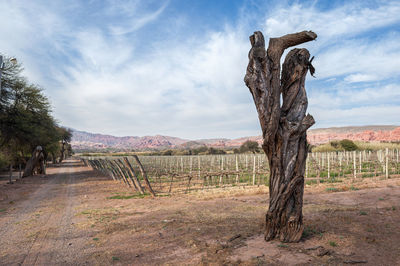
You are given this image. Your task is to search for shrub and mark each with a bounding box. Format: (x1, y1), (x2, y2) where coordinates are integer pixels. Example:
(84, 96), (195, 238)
(340, 139), (358, 151)
(330, 140), (340, 148)
(239, 140), (260, 154)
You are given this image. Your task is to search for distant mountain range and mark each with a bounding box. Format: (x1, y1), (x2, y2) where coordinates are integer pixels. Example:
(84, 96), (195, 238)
(71, 125), (400, 152)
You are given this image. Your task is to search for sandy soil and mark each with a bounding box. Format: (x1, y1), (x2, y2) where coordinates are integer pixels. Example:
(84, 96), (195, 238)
(0, 160), (399, 265)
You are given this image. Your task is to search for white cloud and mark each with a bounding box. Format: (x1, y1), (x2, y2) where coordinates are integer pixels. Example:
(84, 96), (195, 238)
(1, 0), (399, 139)
(263, 2), (400, 40)
(262, 2), (400, 83)
(344, 74), (378, 83)
(52, 27), (257, 138)
(109, 1), (168, 35)
(311, 105), (400, 128)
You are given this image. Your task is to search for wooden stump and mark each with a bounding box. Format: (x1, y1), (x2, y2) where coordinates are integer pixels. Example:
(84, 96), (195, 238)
(22, 146), (46, 177)
(244, 31), (316, 242)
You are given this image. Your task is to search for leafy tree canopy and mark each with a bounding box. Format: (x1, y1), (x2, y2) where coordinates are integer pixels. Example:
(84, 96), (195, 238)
(0, 55), (71, 167)
(239, 140), (260, 154)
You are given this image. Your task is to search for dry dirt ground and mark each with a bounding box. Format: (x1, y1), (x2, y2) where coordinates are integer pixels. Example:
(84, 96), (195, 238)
(0, 160), (399, 265)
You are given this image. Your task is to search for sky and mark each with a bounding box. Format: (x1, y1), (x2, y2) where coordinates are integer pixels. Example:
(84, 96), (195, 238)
(1, 0), (399, 139)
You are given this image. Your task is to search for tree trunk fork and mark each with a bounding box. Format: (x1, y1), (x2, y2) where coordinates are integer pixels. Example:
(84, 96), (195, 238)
(244, 31), (317, 242)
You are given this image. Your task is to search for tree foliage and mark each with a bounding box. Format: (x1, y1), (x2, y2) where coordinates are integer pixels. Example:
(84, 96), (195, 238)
(239, 140), (260, 153)
(0, 55), (71, 169)
(339, 139), (358, 151)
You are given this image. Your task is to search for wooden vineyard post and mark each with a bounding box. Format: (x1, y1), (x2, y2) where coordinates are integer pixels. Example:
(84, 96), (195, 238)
(257, 155), (260, 183)
(198, 156), (201, 178)
(122, 157), (145, 194)
(109, 160), (123, 183)
(305, 156), (308, 179)
(119, 159), (139, 188)
(252, 155), (256, 185)
(181, 157), (184, 173)
(220, 156), (224, 185)
(110, 160), (130, 187)
(327, 153), (330, 179)
(385, 148), (389, 179)
(99, 159), (115, 181)
(104, 160), (118, 181)
(353, 151), (357, 179)
(235, 155), (239, 184)
(115, 160), (134, 188)
(397, 149), (399, 174)
(132, 155), (156, 197)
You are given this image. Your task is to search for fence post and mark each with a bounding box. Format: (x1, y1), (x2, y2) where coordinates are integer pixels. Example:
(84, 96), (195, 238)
(353, 151), (356, 179)
(327, 152), (330, 179)
(305, 155), (308, 179)
(9, 164), (13, 184)
(385, 148), (389, 179)
(122, 157), (145, 194)
(252, 155), (256, 185)
(198, 156), (201, 178)
(235, 155), (239, 184)
(219, 156), (224, 185)
(132, 155), (156, 197)
(190, 156), (193, 174)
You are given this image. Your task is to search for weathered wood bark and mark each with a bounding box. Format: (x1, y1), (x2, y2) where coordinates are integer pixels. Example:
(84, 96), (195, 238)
(244, 31), (316, 242)
(122, 157), (145, 194)
(60, 141), (66, 163)
(131, 155), (156, 197)
(22, 146), (46, 177)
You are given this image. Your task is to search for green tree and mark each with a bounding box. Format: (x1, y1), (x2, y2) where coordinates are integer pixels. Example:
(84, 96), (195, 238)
(0, 56), (70, 172)
(239, 140), (260, 154)
(207, 147), (226, 154)
(59, 127), (72, 162)
(340, 139), (358, 151)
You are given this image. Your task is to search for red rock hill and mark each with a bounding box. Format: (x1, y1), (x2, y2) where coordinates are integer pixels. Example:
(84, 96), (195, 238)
(71, 125), (400, 151)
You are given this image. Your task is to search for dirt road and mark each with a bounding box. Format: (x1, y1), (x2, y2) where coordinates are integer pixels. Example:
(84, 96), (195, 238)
(0, 160), (95, 265)
(0, 160), (399, 265)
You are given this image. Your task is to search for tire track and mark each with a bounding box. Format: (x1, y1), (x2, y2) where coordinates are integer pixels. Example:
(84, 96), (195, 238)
(0, 160), (85, 265)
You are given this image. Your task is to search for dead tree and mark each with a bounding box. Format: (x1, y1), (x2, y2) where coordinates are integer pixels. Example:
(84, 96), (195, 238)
(23, 146), (46, 177)
(244, 31), (316, 242)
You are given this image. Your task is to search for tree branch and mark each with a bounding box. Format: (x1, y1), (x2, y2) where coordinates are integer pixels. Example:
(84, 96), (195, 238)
(244, 31), (317, 145)
(268, 31), (317, 58)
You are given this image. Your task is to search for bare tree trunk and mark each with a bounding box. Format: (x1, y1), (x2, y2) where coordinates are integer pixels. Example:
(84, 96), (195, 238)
(51, 152), (57, 164)
(9, 163), (13, 184)
(60, 141), (65, 163)
(244, 31), (316, 242)
(23, 146), (46, 177)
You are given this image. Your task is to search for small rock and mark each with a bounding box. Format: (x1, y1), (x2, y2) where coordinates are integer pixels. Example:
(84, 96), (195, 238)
(228, 234), (242, 242)
(317, 248), (331, 257)
(343, 259), (368, 264)
(306, 246), (323, 250)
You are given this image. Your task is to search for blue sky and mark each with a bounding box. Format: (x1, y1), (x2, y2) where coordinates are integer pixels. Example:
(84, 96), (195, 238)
(1, 0), (400, 139)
